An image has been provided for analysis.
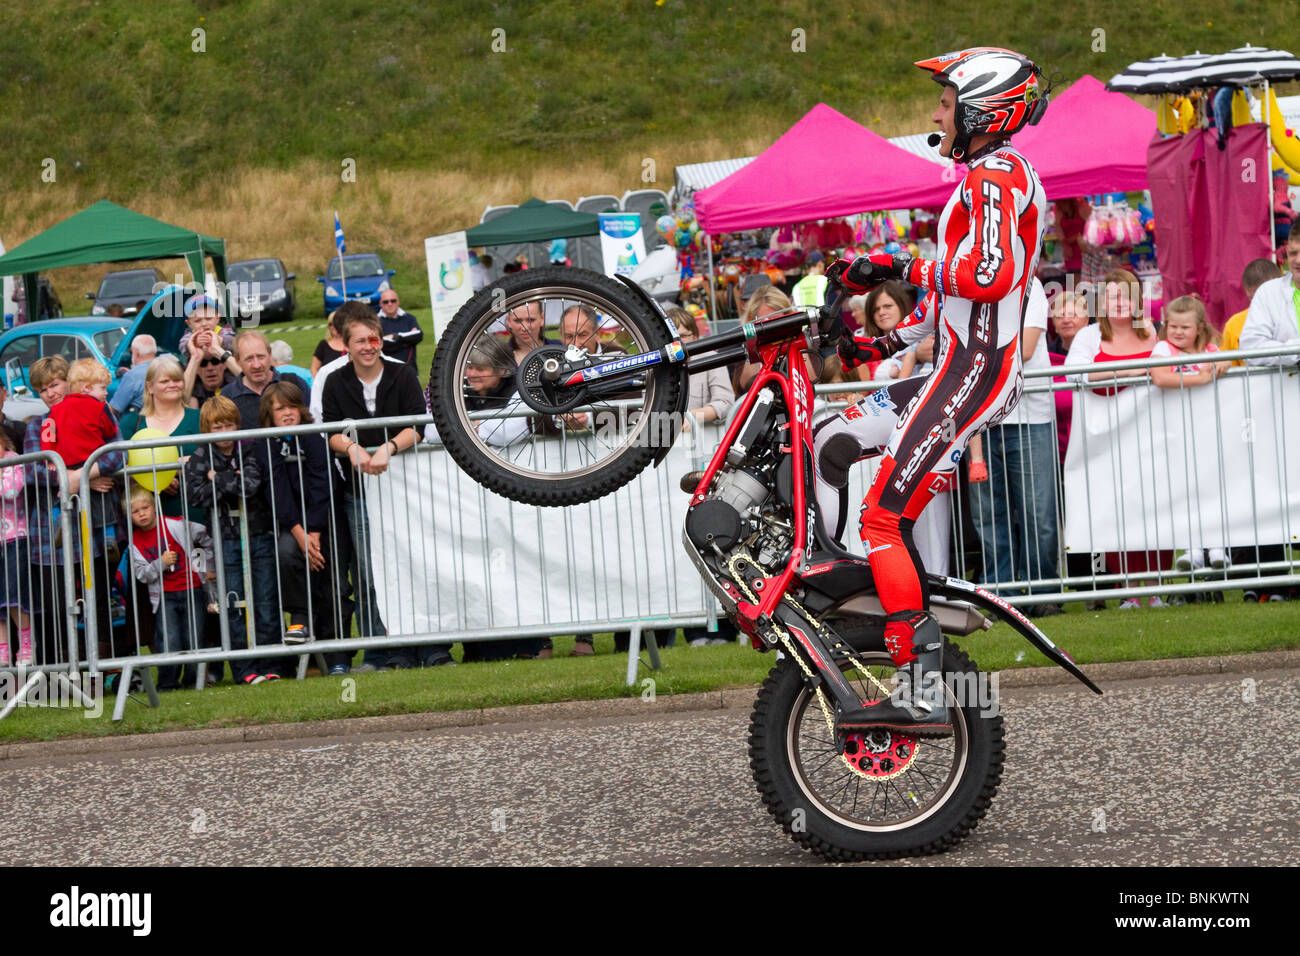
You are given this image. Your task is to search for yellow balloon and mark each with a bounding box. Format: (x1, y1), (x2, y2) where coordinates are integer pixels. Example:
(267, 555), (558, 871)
(127, 428), (180, 492)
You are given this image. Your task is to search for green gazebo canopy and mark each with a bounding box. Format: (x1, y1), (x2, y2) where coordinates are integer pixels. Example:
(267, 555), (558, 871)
(465, 197), (599, 246)
(0, 199), (227, 318)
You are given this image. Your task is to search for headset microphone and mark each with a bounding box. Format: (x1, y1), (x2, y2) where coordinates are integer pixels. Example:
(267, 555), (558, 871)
(926, 132), (942, 147)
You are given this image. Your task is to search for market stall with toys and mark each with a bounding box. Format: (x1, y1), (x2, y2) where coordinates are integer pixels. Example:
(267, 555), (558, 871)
(687, 103), (955, 324)
(1109, 46), (1300, 327)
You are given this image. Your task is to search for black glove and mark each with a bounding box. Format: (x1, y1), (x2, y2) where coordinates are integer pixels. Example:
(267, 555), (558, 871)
(829, 253), (915, 294)
(837, 334), (889, 369)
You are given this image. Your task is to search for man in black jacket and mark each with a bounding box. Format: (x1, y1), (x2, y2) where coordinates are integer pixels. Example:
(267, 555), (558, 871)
(322, 311), (453, 669)
(378, 290), (423, 369)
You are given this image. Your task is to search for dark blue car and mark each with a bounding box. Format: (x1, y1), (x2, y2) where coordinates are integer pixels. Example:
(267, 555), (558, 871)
(317, 253), (395, 314)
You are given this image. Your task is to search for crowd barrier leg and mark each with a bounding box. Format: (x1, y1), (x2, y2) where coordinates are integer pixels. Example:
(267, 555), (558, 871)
(112, 662), (159, 722)
(622, 625), (664, 687)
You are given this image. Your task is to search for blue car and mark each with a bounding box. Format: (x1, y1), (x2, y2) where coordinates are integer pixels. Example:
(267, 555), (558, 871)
(0, 286), (188, 419)
(317, 253), (395, 314)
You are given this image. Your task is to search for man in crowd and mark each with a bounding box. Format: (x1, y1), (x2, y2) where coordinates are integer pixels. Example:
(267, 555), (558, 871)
(791, 251), (828, 308)
(378, 290), (423, 369)
(186, 344), (238, 409)
(109, 334), (157, 417)
(182, 295), (243, 407)
(322, 310), (453, 669)
(220, 330), (310, 677)
(1239, 233), (1300, 364)
(224, 330), (309, 430)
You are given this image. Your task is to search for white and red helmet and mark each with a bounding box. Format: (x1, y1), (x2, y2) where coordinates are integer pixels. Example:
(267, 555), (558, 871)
(915, 47), (1048, 160)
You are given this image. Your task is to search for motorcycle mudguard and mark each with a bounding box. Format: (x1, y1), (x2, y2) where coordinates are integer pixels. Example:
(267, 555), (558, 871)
(929, 575), (1103, 695)
(614, 274), (690, 468)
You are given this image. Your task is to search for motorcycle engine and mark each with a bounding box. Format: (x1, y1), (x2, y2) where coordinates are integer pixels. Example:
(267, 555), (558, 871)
(685, 385), (795, 575)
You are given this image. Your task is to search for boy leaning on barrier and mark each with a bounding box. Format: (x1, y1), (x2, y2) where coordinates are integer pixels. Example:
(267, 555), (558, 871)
(321, 309), (453, 669)
(127, 487), (214, 692)
(260, 382), (353, 676)
(183, 395), (279, 685)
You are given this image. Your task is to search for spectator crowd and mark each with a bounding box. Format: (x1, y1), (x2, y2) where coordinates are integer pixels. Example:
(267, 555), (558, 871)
(3, 228), (1298, 689)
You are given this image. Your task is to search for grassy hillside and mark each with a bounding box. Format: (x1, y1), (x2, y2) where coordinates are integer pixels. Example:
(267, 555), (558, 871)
(0, 0), (1292, 312)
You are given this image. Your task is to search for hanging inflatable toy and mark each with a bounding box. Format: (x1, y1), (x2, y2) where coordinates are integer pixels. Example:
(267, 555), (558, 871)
(1266, 88), (1300, 183)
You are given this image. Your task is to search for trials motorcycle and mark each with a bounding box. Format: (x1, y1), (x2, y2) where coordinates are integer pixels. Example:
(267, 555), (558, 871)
(429, 266), (1100, 860)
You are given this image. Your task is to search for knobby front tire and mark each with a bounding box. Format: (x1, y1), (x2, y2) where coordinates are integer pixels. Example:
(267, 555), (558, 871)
(429, 267), (684, 507)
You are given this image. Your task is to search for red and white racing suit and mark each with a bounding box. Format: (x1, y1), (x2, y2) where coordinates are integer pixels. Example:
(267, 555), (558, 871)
(827, 142), (1046, 665)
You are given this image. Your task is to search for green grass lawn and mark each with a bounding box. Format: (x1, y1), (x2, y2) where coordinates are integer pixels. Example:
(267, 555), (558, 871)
(2, 598), (1296, 745)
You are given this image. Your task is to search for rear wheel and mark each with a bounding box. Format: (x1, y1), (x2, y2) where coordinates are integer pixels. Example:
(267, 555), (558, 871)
(748, 637), (1004, 860)
(429, 267), (684, 506)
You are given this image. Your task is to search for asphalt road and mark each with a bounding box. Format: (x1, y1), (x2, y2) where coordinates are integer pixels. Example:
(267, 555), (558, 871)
(2, 666), (1296, 866)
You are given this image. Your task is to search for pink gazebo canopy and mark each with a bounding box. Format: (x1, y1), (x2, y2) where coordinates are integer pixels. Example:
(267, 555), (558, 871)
(1015, 74), (1157, 199)
(695, 103), (955, 233)
(695, 80), (1158, 234)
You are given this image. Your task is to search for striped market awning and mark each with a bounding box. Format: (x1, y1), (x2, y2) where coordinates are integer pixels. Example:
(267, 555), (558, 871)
(1108, 45), (1300, 94)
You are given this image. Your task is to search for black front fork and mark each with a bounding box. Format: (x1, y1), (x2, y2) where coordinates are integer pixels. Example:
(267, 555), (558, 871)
(773, 603), (870, 715)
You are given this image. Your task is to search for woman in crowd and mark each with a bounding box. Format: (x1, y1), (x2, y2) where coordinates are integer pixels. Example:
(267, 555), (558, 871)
(23, 356), (123, 668)
(865, 281), (923, 381)
(1064, 268), (1166, 609)
(1048, 289), (1091, 463)
(1063, 268), (1155, 391)
(670, 307), (734, 432)
(119, 357), (202, 519)
(732, 286), (794, 396)
(311, 310), (347, 377)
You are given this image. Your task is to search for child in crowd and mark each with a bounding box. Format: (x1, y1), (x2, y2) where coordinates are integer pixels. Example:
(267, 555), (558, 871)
(127, 487), (214, 691)
(39, 358), (117, 468)
(1150, 295), (1231, 575)
(1149, 294), (1229, 389)
(0, 429), (32, 666)
(260, 382), (352, 675)
(184, 395), (279, 685)
(178, 294), (236, 361)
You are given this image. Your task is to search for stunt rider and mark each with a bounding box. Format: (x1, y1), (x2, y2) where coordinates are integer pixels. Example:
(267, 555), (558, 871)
(823, 48), (1049, 737)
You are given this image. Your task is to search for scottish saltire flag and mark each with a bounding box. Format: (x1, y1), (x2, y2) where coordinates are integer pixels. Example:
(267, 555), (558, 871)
(333, 212), (346, 255)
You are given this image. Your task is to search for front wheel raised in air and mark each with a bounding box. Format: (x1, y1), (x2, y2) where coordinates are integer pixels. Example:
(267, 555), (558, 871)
(428, 267), (684, 507)
(748, 638), (1004, 860)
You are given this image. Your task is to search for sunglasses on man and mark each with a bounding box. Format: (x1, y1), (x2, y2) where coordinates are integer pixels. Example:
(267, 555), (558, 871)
(199, 357), (226, 367)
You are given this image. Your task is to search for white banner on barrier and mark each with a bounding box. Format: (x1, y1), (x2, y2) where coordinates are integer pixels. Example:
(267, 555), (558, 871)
(365, 430), (721, 635)
(1063, 370), (1300, 553)
(363, 411), (946, 634)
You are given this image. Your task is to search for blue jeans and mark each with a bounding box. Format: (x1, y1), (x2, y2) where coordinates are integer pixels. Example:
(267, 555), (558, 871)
(217, 534), (280, 682)
(153, 587), (203, 691)
(970, 422), (1059, 595)
(343, 487), (448, 667)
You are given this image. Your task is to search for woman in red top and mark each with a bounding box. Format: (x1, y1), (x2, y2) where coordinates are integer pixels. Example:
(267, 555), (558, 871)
(1062, 268), (1167, 605)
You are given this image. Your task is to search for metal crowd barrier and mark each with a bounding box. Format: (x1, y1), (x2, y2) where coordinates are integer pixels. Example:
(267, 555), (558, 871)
(72, 413), (724, 719)
(815, 343), (1300, 607)
(0, 450), (105, 719)
(16, 342), (1300, 723)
